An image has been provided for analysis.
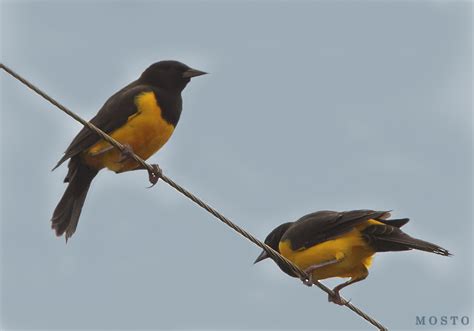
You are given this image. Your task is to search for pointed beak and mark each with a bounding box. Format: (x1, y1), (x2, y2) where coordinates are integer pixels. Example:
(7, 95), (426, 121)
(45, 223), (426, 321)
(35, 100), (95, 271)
(254, 250), (269, 264)
(182, 68), (208, 78)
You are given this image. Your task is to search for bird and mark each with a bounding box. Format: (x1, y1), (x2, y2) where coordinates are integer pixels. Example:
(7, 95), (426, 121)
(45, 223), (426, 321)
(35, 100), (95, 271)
(254, 209), (451, 305)
(51, 60), (207, 241)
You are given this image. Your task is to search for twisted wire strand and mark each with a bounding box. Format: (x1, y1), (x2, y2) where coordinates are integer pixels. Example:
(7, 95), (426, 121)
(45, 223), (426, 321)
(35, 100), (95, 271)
(1, 63), (387, 331)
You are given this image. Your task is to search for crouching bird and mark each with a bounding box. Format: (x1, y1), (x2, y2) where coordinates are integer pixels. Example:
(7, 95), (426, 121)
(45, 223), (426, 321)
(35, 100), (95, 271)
(51, 60), (207, 241)
(254, 210), (451, 305)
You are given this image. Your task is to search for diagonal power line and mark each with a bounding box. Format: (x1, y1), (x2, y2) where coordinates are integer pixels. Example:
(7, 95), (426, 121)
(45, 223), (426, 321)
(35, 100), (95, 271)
(1, 63), (387, 331)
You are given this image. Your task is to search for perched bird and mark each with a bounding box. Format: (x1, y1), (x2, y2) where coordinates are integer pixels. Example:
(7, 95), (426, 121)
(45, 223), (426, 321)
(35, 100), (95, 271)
(51, 60), (207, 240)
(254, 210), (450, 305)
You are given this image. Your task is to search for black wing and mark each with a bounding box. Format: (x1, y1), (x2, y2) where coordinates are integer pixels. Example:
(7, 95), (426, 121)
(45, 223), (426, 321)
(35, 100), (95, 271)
(282, 209), (391, 251)
(53, 81), (152, 169)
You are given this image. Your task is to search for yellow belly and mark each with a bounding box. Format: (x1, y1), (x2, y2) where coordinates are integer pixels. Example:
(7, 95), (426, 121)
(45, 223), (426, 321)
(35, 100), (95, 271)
(279, 220), (382, 280)
(82, 91), (175, 172)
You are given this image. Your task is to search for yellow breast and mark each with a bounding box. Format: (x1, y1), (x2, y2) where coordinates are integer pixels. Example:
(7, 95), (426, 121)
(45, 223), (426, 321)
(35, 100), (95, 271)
(83, 91), (175, 172)
(279, 221), (380, 280)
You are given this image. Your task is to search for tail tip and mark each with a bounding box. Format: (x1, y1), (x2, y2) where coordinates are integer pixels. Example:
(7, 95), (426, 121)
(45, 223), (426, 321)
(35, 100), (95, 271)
(436, 248), (452, 257)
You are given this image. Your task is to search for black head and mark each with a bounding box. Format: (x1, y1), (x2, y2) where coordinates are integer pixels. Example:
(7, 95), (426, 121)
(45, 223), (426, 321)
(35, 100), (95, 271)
(254, 222), (293, 264)
(139, 60), (207, 91)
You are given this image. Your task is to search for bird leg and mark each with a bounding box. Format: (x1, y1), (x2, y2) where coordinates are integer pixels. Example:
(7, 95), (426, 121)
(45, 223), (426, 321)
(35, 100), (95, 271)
(300, 258), (341, 287)
(89, 143), (134, 161)
(114, 145), (162, 186)
(88, 145), (114, 157)
(328, 269), (368, 306)
(118, 144), (135, 163)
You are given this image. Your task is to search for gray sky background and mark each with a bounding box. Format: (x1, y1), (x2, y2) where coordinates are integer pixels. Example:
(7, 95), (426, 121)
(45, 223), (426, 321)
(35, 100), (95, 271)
(1, 1), (472, 330)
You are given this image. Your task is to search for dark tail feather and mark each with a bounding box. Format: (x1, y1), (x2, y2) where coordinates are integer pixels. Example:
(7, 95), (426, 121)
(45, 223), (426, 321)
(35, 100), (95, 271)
(382, 234), (451, 256)
(52, 154), (69, 171)
(363, 225), (451, 256)
(378, 218), (410, 228)
(51, 157), (98, 241)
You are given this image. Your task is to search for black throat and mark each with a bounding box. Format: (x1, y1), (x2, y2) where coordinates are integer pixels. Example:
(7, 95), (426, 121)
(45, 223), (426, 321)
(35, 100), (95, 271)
(265, 222), (298, 278)
(152, 88), (183, 127)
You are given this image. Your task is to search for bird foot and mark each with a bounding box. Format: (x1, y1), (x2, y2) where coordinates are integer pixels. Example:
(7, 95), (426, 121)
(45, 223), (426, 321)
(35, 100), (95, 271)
(301, 268), (315, 287)
(328, 291), (349, 306)
(301, 277), (313, 287)
(147, 164), (162, 187)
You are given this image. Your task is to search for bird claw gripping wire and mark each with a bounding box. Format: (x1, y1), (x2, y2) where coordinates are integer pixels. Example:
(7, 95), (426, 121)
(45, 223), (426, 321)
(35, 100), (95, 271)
(116, 144), (161, 187)
(328, 292), (351, 306)
(301, 273), (350, 306)
(147, 164), (162, 187)
(301, 275), (314, 287)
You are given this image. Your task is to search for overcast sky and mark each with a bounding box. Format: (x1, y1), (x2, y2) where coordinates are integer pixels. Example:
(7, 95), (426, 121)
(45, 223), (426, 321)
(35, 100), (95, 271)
(1, 1), (472, 330)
